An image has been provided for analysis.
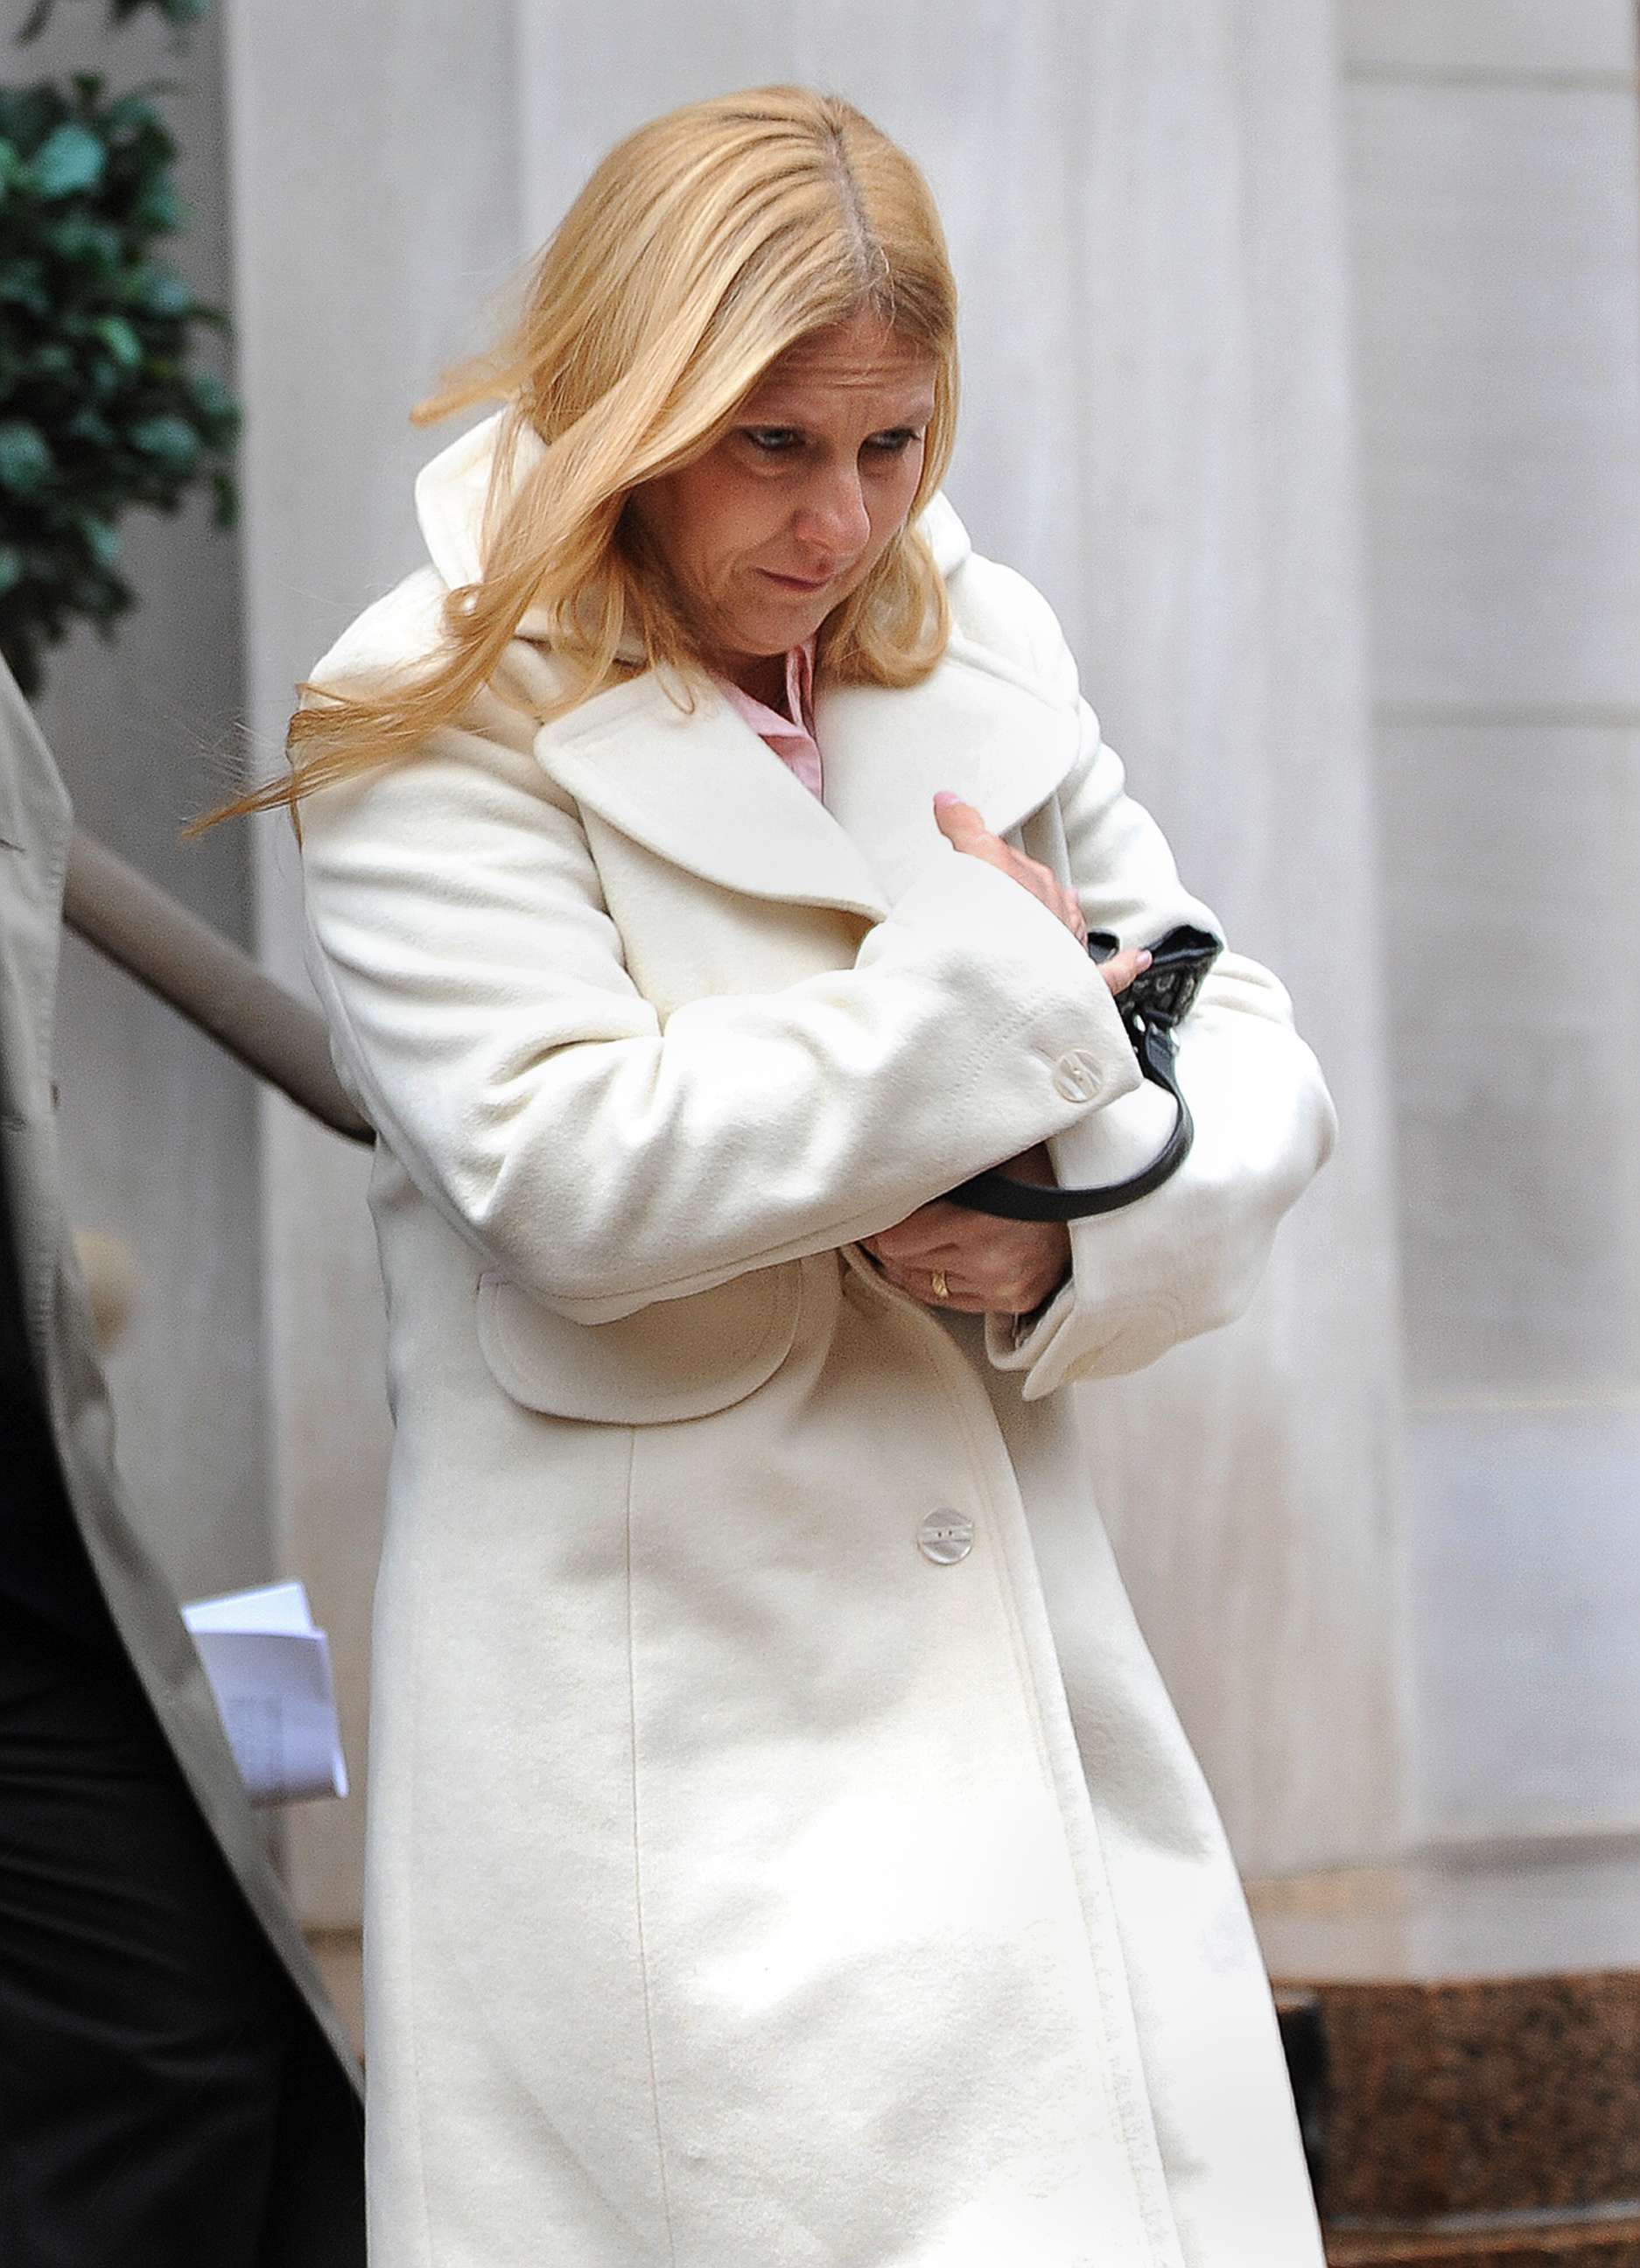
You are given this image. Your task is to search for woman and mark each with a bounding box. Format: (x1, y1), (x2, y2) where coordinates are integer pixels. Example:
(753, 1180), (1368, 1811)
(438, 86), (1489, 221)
(275, 87), (1335, 2268)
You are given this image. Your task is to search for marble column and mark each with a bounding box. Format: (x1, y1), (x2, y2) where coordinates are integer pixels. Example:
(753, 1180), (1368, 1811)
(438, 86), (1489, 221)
(1337, 0), (1640, 1845)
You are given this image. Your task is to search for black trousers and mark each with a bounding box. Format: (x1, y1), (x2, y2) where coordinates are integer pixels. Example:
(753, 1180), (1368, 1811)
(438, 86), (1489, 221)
(0, 1596), (366, 2268)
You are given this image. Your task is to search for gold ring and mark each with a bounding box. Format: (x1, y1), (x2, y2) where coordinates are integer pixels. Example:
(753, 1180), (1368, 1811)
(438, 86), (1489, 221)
(930, 1268), (950, 1302)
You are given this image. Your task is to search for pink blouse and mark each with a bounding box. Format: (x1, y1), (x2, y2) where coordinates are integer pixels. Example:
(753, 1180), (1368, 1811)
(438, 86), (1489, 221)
(718, 638), (823, 802)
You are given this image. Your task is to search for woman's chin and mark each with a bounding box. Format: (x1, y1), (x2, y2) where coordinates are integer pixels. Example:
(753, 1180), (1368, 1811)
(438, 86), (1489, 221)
(725, 607), (824, 655)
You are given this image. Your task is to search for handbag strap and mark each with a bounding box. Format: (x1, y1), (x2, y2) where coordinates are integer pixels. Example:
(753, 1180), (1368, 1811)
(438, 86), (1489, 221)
(946, 925), (1220, 1222)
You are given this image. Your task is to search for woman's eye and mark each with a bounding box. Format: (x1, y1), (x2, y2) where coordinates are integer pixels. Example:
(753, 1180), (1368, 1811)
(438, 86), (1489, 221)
(866, 429), (922, 456)
(742, 428), (801, 454)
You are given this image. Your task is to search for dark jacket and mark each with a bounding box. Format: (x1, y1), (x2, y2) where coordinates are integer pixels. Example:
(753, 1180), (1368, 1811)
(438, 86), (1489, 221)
(0, 659), (363, 2093)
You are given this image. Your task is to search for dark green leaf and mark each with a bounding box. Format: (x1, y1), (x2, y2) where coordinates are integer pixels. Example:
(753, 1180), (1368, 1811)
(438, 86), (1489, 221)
(81, 519), (122, 570)
(127, 412), (198, 470)
(132, 177), (183, 232)
(102, 86), (179, 135)
(4, 89), (67, 157)
(139, 266), (193, 318)
(186, 368), (234, 420)
(0, 275), (51, 318)
(93, 314), (142, 370)
(30, 122), (107, 201)
(64, 407), (115, 446)
(45, 214), (123, 272)
(113, 0), (208, 23)
(0, 422), (53, 494)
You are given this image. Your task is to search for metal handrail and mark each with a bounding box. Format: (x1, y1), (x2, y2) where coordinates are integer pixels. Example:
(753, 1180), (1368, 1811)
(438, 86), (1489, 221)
(63, 828), (374, 1144)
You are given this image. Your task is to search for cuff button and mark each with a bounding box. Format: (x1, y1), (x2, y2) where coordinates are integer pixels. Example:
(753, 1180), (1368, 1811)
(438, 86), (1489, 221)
(1051, 1051), (1103, 1105)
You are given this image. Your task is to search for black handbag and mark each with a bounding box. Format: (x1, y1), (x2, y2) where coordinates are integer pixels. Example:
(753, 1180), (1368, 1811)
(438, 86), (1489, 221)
(947, 925), (1221, 1221)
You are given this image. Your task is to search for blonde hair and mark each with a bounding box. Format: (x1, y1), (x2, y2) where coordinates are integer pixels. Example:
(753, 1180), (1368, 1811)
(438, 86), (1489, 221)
(213, 87), (959, 824)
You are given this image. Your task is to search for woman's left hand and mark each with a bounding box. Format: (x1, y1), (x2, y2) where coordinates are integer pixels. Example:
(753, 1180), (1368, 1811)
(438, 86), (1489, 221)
(860, 1146), (1070, 1315)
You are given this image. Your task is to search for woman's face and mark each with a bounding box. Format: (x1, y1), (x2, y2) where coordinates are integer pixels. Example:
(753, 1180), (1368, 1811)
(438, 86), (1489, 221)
(627, 313), (939, 695)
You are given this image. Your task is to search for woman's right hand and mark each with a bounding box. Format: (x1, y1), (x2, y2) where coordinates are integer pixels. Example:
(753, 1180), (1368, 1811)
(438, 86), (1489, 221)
(933, 792), (1151, 996)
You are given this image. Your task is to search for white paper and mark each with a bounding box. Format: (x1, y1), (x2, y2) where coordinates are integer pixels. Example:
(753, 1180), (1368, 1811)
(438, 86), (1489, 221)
(182, 1581), (349, 1807)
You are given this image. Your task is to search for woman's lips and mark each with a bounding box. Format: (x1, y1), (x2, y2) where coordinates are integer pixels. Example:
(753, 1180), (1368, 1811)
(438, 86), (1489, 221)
(759, 568), (833, 592)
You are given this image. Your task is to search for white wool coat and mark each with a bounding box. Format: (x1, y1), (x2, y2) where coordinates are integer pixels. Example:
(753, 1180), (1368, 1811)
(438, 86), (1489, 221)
(299, 415), (1337, 2268)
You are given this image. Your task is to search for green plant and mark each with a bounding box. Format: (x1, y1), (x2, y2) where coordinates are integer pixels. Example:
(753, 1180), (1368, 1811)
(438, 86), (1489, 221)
(0, 59), (238, 695)
(18, 2), (208, 47)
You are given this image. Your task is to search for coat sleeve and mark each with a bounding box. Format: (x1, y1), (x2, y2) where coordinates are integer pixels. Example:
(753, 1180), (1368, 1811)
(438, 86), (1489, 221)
(298, 690), (1145, 1325)
(983, 671), (1338, 1399)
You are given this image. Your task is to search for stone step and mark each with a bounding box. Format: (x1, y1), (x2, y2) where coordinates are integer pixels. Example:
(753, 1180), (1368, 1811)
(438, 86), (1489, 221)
(1311, 1971), (1640, 2222)
(1326, 2215), (1640, 2267)
(1249, 1842), (1640, 2228)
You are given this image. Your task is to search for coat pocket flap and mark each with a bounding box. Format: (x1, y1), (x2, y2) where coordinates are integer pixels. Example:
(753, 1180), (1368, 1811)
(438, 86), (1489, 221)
(475, 1264), (802, 1424)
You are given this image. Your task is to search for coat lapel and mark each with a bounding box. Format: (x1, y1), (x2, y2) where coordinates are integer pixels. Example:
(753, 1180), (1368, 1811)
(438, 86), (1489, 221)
(816, 635), (1082, 905)
(535, 632), (1082, 920)
(537, 672), (892, 920)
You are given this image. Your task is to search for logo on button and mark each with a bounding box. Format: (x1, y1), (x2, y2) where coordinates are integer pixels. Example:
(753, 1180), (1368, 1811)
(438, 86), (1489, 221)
(918, 1509), (974, 1565)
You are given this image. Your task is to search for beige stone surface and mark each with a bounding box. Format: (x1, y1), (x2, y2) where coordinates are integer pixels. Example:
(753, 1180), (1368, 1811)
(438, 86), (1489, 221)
(1340, 0), (1637, 80)
(1346, 74), (1640, 714)
(1377, 724), (1640, 1399)
(1340, 24), (1640, 1867)
(1249, 1834), (1640, 1984)
(1406, 1412), (1640, 1844)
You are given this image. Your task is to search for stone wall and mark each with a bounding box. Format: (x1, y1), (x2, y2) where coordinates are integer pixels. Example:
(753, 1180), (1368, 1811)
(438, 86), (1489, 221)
(1338, 0), (1640, 1845)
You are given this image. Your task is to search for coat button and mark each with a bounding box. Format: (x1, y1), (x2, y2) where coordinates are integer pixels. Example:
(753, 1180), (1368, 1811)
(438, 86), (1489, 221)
(1051, 1051), (1103, 1105)
(918, 1509), (974, 1564)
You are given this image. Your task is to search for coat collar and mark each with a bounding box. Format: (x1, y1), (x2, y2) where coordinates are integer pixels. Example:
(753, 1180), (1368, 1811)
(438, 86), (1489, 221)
(416, 413), (1080, 916)
(533, 640), (1082, 921)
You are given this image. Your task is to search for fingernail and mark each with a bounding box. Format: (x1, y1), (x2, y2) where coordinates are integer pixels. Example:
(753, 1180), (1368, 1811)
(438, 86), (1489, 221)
(933, 790), (959, 810)
(1136, 950), (1153, 970)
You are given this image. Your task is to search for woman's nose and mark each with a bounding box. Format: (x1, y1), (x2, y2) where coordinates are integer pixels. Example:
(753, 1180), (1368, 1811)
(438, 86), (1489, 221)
(794, 466), (871, 559)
